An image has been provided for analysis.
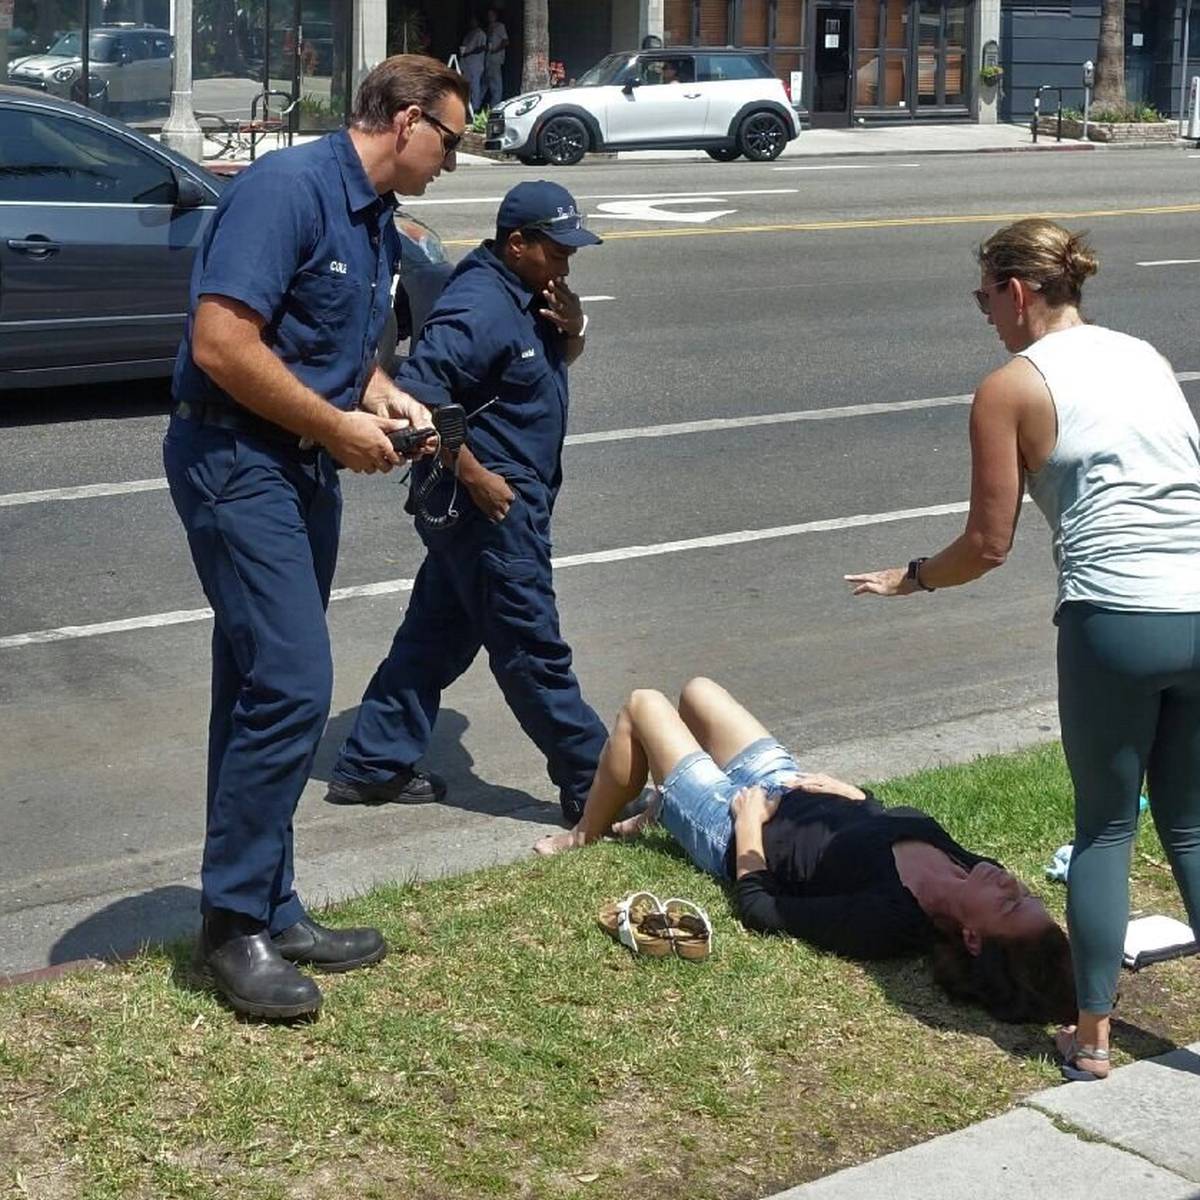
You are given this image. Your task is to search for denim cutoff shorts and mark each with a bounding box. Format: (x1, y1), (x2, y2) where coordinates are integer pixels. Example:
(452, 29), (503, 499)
(658, 737), (802, 880)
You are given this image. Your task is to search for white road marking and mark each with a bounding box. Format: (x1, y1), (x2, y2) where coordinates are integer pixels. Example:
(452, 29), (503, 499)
(772, 163), (923, 172)
(404, 188), (800, 206)
(0, 498), (972, 650)
(568, 393), (974, 444)
(3, 375), (1196, 511)
(579, 295), (616, 301)
(591, 197), (736, 224)
(0, 478), (168, 508)
(1137, 258), (1200, 266)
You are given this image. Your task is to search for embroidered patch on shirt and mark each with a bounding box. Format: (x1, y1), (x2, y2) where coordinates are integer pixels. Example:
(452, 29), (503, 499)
(520, 348), (537, 359)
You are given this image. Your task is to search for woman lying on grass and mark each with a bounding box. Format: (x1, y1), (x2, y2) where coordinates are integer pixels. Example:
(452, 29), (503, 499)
(536, 677), (1076, 1024)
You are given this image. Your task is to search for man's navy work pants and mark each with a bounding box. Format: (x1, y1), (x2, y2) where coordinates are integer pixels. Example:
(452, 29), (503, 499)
(164, 415), (340, 933)
(332, 484), (607, 822)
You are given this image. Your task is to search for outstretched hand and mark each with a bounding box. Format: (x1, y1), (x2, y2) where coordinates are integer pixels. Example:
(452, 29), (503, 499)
(844, 566), (915, 597)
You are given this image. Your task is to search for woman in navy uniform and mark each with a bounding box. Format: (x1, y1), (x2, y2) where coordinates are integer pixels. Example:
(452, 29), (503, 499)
(326, 181), (609, 826)
(164, 57), (468, 1019)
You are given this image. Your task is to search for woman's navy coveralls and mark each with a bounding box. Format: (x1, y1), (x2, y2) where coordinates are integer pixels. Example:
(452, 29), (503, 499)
(163, 130), (400, 932)
(331, 243), (608, 822)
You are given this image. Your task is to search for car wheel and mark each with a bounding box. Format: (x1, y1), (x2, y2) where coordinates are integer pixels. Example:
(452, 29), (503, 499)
(706, 147), (742, 162)
(737, 111), (788, 161)
(538, 115), (589, 166)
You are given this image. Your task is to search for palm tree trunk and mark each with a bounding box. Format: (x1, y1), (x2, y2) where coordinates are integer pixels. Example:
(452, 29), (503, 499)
(522, 0), (550, 93)
(1093, 0), (1126, 109)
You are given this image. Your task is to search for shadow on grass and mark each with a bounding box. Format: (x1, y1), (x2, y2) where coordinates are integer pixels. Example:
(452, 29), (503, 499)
(313, 704), (561, 827)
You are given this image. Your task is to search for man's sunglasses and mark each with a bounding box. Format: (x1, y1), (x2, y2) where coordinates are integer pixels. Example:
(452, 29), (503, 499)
(419, 110), (463, 157)
(522, 210), (587, 234)
(972, 276), (1040, 313)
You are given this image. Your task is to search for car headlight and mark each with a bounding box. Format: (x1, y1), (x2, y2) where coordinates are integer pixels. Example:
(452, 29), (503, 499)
(512, 93), (542, 117)
(53, 65), (79, 82)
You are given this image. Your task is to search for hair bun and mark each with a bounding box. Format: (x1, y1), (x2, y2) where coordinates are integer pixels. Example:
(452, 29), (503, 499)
(1064, 233), (1099, 286)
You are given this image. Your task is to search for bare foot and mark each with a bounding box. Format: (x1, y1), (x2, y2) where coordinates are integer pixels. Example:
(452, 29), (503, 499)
(533, 828), (591, 856)
(610, 793), (661, 840)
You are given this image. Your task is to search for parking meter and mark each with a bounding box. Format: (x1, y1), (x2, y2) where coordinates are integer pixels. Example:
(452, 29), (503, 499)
(1082, 60), (1095, 87)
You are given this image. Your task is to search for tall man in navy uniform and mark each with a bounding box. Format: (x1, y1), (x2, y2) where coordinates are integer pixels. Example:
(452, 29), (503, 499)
(325, 181), (608, 826)
(164, 57), (469, 1020)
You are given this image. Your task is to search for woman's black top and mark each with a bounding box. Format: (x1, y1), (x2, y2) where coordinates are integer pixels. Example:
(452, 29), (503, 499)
(732, 790), (996, 960)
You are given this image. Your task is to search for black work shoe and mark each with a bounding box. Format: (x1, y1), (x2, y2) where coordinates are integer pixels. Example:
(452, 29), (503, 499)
(272, 916), (387, 974)
(193, 910), (322, 1020)
(323, 768), (447, 806)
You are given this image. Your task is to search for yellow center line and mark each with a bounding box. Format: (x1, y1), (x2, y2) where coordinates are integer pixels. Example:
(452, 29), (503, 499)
(442, 202), (1200, 247)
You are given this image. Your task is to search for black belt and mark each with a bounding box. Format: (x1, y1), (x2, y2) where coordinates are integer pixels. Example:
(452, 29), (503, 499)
(173, 400), (320, 459)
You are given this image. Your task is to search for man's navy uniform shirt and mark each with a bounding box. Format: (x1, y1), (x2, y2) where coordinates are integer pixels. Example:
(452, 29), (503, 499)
(397, 243), (570, 504)
(173, 128), (401, 414)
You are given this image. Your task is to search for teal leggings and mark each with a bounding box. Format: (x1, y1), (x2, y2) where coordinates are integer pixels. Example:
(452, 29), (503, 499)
(1057, 603), (1200, 1015)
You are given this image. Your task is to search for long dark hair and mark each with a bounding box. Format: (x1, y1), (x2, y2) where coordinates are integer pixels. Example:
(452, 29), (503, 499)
(930, 924), (1076, 1024)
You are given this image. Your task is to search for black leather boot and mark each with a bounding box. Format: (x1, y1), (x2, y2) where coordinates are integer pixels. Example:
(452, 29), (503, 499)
(194, 909), (322, 1020)
(272, 916), (387, 973)
(323, 768), (446, 806)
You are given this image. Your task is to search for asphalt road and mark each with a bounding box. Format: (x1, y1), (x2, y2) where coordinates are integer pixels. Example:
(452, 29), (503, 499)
(2, 147), (1198, 974)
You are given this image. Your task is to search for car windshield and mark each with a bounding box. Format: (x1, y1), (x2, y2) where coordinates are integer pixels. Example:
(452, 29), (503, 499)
(45, 32), (119, 62)
(575, 53), (636, 87)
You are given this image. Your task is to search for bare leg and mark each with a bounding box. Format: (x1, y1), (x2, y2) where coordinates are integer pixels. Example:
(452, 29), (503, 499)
(678, 677), (772, 768)
(534, 689), (702, 855)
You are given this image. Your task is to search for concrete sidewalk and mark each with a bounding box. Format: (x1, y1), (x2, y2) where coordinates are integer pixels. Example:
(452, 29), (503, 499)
(771, 1040), (1200, 1200)
(450, 121), (1086, 166)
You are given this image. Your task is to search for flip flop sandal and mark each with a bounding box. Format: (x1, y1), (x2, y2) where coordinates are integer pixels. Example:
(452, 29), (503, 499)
(597, 891), (674, 957)
(661, 898), (713, 961)
(1056, 1031), (1111, 1082)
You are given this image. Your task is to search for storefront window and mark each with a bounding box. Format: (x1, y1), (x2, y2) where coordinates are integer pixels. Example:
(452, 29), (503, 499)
(194, 0), (264, 128)
(917, 0), (939, 105)
(885, 0), (907, 47)
(664, 0), (692, 45)
(776, 0), (805, 46)
(741, 0), (770, 46)
(698, 0), (730, 43)
(884, 51), (907, 105)
(944, 0), (966, 104)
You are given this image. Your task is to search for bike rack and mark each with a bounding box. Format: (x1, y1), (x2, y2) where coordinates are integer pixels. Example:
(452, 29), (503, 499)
(248, 89), (298, 161)
(1031, 84), (1065, 143)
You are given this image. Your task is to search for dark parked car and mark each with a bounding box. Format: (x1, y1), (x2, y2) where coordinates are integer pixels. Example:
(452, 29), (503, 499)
(0, 85), (222, 390)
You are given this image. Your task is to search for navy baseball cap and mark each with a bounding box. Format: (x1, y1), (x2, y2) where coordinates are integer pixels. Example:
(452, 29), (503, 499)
(496, 180), (602, 247)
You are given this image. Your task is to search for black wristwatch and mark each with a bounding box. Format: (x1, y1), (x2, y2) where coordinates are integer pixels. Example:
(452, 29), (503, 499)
(906, 557), (935, 592)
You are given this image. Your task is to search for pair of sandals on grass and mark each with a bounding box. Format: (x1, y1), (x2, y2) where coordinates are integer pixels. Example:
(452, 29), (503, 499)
(598, 891), (713, 960)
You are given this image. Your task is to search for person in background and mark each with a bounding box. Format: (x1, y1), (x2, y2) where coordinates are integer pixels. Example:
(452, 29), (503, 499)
(846, 218), (1200, 1080)
(459, 14), (486, 113)
(163, 56), (468, 1021)
(535, 676), (1075, 1026)
(483, 6), (509, 109)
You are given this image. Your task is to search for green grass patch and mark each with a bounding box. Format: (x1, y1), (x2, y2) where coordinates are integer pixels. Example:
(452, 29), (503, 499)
(2, 743), (1197, 1199)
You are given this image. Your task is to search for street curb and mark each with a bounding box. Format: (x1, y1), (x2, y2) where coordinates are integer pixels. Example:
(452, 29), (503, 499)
(0, 957), (108, 990)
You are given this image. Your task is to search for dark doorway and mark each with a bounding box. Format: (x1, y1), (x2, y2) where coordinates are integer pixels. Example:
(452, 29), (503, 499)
(811, 5), (852, 126)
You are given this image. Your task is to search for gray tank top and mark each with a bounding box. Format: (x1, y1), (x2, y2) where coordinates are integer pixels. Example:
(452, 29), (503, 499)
(1020, 325), (1200, 613)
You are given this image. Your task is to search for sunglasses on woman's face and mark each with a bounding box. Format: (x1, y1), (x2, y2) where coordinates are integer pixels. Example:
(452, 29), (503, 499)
(972, 277), (1040, 314)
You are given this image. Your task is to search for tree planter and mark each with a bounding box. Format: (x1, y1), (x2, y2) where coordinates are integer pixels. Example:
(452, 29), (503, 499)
(1035, 115), (1178, 143)
(459, 129), (506, 159)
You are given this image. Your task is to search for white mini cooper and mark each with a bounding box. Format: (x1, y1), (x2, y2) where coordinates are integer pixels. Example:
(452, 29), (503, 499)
(485, 47), (799, 166)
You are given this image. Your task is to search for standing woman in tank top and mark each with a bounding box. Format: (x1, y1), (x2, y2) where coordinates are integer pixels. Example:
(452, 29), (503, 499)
(845, 218), (1200, 1082)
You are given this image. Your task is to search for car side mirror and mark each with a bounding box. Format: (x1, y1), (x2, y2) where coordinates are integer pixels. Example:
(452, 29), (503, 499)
(173, 171), (206, 209)
(621, 78), (640, 95)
